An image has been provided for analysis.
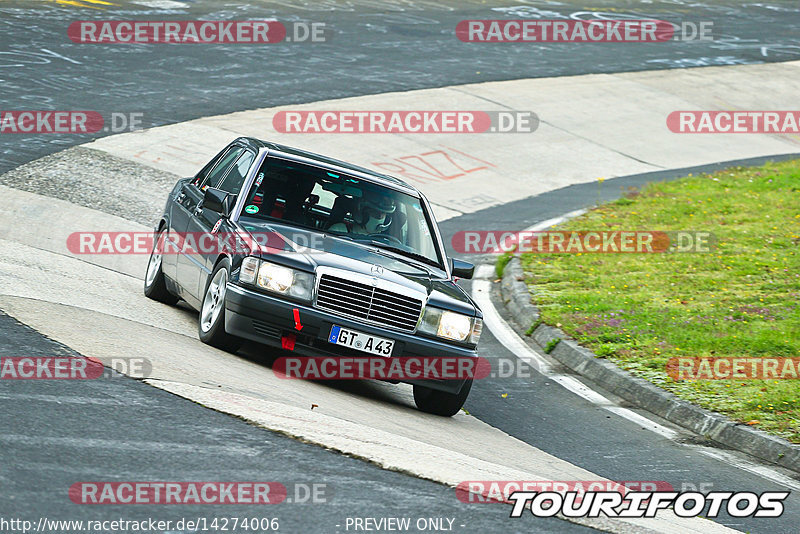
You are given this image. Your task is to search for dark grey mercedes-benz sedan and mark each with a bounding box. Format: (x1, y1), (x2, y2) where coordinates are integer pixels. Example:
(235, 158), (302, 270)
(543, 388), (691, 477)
(144, 137), (482, 416)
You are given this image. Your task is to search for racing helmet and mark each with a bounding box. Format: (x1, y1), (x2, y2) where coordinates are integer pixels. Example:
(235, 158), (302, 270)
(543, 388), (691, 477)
(356, 191), (396, 231)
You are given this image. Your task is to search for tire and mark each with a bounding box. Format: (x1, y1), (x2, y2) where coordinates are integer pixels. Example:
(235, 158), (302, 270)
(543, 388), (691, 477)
(198, 259), (242, 353)
(144, 229), (179, 305)
(413, 378), (473, 417)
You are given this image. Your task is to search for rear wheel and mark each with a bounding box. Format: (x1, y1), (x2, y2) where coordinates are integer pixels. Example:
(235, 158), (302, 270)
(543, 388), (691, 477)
(198, 259), (242, 353)
(144, 229), (179, 305)
(413, 378), (472, 417)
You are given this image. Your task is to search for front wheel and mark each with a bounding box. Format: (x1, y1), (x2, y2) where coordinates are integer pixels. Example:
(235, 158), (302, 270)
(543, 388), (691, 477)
(144, 229), (179, 305)
(198, 260), (242, 353)
(413, 379), (472, 417)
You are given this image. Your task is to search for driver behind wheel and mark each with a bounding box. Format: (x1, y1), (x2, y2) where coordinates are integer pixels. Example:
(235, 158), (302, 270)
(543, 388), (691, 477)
(330, 192), (396, 235)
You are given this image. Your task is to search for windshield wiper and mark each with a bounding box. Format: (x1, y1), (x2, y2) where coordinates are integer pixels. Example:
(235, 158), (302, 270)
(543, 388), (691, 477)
(328, 232), (354, 241)
(361, 240), (441, 270)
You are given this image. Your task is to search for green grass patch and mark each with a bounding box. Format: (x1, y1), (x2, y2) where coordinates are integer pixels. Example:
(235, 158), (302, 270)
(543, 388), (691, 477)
(525, 318), (542, 336)
(520, 161), (800, 442)
(496, 252), (513, 278)
(545, 338), (561, 354)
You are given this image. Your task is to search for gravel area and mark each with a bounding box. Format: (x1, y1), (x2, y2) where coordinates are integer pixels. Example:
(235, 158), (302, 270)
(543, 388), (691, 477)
(0, 147), (180, 227)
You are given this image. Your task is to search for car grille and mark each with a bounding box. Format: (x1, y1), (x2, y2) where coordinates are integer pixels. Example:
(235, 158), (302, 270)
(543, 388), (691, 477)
(316, 274), (423, 332)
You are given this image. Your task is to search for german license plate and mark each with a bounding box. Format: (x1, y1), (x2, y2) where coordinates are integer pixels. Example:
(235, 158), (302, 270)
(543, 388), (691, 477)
(328, 325), (394, 357)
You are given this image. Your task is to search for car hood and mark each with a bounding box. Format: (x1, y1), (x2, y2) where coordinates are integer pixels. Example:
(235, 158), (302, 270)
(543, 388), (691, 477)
(238, 220), (478, 316)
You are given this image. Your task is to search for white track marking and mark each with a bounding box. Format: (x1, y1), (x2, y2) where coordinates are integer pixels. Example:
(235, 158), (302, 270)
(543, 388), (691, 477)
(134, 0), (188, 7)
(473, 266), (800, 490)
(473, 278), (678, 441)
(686, 445), (800, 492)
(603, 406), (680, 440)
(474, 279), (551, 374)
(480, 209), (589, 255)
(524, 208), (588, 232)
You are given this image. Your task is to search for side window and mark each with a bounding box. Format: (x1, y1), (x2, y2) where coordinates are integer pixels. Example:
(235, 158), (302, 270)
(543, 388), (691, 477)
(191, 147), (228, 187)
(217, 151), (255, 195)
(197, 147), (245, 190)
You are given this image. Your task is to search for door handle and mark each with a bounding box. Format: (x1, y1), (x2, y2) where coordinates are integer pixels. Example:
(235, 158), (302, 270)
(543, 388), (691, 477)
(176, 192), (186, 202)
(194, 206), (203, 216)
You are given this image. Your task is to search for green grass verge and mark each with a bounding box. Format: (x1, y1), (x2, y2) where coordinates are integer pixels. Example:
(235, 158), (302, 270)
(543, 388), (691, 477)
(519, 160), (800, 443)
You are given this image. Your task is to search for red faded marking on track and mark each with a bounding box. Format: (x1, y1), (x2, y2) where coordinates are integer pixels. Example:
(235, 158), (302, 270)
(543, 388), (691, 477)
(371, 146), (495, 184)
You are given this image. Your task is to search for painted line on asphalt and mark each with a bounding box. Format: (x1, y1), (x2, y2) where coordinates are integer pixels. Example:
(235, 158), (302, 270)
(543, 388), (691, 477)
(684, 444), (800, 492)
(474, 209), (589, 258)
(525, 208), (588, 232)
(472, 215), (800, 490)
(474, 278), (677, 440)
(474, 276), (800, 490)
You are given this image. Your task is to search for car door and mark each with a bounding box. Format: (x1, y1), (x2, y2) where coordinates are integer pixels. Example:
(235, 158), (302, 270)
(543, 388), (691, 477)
(162, 148), (229, 282)
(175, 145), (246, 306)
(187, 148), (256, 296)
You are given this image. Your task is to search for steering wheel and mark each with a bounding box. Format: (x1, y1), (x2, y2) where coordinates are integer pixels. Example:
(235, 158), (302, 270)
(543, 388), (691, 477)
(367, 233), (405, 247)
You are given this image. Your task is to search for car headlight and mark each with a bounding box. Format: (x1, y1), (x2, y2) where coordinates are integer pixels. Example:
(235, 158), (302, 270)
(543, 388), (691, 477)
(419, 307), (482, 344)
(239, 257), (314, 301)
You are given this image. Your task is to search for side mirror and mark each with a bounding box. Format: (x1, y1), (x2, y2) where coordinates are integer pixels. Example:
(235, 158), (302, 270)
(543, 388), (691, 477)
(450, 258), (475, 280)
(203, 187), (235, 217)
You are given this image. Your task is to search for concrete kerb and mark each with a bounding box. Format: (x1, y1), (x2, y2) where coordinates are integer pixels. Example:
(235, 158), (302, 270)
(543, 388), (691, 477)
(499, 256), (800, 473)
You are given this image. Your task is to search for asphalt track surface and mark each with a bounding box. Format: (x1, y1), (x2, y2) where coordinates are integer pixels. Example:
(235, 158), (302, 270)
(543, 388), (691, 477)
(2, 1), (800, 533)
(2, 0), (800, 173)
(3, 158), (800, 533)
(0, 310), (592, 534)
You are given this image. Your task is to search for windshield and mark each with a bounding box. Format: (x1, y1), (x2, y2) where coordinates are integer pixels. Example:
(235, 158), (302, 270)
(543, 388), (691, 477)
(238, 156), (444, 268)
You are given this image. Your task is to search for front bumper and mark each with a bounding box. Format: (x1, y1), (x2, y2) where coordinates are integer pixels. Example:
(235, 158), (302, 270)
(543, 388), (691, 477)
(225, 283), (476, 394)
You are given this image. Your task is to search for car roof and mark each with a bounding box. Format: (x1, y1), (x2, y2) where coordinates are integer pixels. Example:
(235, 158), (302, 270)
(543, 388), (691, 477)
(236, 137), (419, 195)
